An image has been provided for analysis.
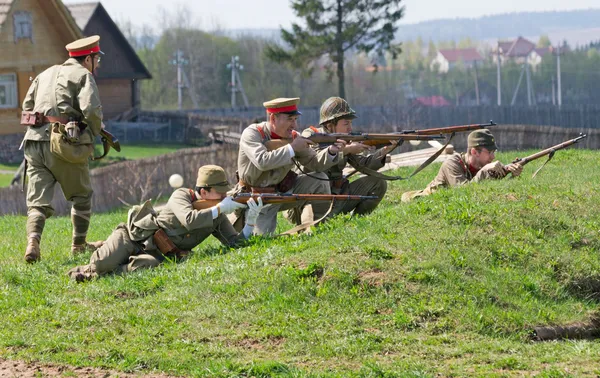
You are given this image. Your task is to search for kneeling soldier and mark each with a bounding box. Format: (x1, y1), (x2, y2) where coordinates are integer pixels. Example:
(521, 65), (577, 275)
(301, 97), (394, 216)
(401, 129), (523, 202)
(67, 165), (263, 282)
(235, 97), (344, 235)
(21, 35), (105, 262)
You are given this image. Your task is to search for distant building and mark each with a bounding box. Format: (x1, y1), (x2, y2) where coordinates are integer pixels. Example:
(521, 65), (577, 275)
(430, 48), (484, 73)
(493, 36), (536, 65)
(412, 96), (451, 107)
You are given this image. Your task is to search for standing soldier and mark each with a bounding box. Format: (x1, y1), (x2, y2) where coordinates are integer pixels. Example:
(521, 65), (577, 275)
(301, 97), (394, 217)
(401, 129), (523, 202)
(20, 35), (105, 263)
(235, 97), (345, 235)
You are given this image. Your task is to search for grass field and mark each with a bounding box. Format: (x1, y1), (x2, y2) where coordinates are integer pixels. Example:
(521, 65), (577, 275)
(0, 149), (599, 377)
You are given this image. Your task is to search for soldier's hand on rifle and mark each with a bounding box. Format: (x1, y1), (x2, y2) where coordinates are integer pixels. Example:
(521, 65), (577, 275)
(245, 197), (264, 226)
(504, 162), (523, 177)
(101, 122), (106, 129)
(343, 142), (370, 155)
(290, 136), (312, 153)
(215, 196), (246, 215)
(481, 161), (507, 178)
(327, 139), (347, 155)
(381, 140), (399, 155)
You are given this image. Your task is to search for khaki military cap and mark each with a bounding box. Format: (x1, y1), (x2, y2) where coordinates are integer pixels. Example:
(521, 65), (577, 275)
(263, 97), (302, 115)
(66, 35), (103, 57)
(196, 165), (231, 193)
(468, 129), (498, 151)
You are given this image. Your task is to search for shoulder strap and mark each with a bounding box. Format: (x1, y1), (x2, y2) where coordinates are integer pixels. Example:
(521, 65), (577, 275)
(188, 189), (198, 202)
(291, 130), (299, 139)
(256, 124), (267, 140)
(309, 126), (319, 133)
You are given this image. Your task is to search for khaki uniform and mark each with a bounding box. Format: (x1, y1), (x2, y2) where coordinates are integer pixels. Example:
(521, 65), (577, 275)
(70, 188), (245, 277)
(401, 152), (507, 202)
(301, 126), (387, 216)
(236, 122), (340, 235)
(22, 58), (103, 246)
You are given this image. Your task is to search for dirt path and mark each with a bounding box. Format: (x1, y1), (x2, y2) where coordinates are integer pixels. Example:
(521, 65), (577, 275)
(0, 358), (180, 378)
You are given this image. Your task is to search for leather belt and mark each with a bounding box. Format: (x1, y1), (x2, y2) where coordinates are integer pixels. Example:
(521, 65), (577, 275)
(43, 115), (70, 124)
(238, 180), (277, 194)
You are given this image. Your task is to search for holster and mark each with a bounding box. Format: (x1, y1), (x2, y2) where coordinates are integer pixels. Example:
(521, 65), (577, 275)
(330, 177), (350, 194)
(152, 229), (190, 260)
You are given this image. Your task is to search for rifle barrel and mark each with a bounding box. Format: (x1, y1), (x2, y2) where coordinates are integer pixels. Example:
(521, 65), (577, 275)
(401, 121), (497, 135)
(512, 134), (587, 165)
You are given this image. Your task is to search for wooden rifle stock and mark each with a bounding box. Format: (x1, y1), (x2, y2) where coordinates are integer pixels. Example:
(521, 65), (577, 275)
(193, 193), (379, 211)
(264, 132), (444, 151)
(400, 120), (497, 135)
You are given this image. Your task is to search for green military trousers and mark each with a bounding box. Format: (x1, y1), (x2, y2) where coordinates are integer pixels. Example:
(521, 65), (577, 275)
(24, 140), (93, 245)
(331, 176), (387, 216)
(253, 172), (331, 236)
(69, 224), (163, 278)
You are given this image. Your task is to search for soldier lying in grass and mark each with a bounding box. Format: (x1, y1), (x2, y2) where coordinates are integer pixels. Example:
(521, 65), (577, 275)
(401, 129), (523, 202)
(67, 165), (263, 282)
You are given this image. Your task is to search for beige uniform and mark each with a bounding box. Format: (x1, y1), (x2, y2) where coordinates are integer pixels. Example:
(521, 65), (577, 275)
(22, 58), (103, 246)
(401, 152), (507, 202)
(69, 188), (245, 277)
(236, 122), (341, 235)
(301, 126), (388, 216)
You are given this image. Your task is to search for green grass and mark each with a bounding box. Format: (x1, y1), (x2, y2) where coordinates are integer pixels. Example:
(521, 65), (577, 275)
(0, 149), (599, 377)
(0, 163), (20, 171)
(88, 144), (189, 169)
(0, 174), (14, 187)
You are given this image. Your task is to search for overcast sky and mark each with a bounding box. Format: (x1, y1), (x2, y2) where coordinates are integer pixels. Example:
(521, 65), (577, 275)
(63, 0), (600, 30)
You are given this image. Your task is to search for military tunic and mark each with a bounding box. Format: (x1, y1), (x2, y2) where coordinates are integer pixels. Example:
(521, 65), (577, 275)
(300, 126), (388, 216)
(22, 58), (103, 245)
(235, 122), (341, 235)
(401, 152), (507, 202)
(70, 188), (245, 277)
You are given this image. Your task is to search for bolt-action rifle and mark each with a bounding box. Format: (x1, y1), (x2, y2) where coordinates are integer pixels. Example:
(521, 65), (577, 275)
(192, 192), (378, 211)
(508, 133), (587, 178)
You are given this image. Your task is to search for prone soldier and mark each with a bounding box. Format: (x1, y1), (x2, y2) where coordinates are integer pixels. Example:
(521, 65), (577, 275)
(401, 129), (523, 202)
(20, 35), (105, 262)
(67, 165), (263, 282)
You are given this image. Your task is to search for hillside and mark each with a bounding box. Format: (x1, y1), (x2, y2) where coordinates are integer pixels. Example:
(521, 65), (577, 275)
(228, 9), (600, 46)
(0, 149), (599, 376)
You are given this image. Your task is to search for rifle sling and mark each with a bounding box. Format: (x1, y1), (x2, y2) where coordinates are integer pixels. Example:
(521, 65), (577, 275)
(531, 150), (555, 178)
(277, 200), (335, 237)
(345, 133), (455, 181)
(93, 135), (111, 160)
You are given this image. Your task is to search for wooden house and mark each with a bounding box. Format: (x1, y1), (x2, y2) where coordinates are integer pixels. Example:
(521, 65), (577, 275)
(66, 2), (151, 119)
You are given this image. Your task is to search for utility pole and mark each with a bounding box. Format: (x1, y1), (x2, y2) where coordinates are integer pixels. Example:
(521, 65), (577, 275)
(226, 56), (249, 109)
(556, 44), (562, 107)
(551, 76), (556, 105)
(525, 61), (532, 106)
(170, 50), (188, 110)
(473, 61), (480, 106)
(496, 42), (502, 106)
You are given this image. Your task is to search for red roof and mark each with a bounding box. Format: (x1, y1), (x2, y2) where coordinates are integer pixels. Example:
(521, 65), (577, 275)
(438, 48), (483, 62)
(497, 36), (535, 57)
(413, 96), (451, 107)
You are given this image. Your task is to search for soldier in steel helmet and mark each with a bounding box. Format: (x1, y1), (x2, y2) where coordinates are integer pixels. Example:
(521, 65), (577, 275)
(401, 129), (523, 202)
(67, 165), (264, 282)
(20, 35), (106, 263)
(300, 97), (396, 217)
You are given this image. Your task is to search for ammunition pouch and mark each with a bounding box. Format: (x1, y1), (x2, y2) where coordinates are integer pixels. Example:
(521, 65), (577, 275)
(276, 171), (298, 193)
(20, 111), (44, 127)
(152, 229), (189, 260)
(49, 122), (94, 164)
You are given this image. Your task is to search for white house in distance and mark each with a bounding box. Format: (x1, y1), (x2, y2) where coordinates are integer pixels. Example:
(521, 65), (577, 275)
(430, 48), (484, 73)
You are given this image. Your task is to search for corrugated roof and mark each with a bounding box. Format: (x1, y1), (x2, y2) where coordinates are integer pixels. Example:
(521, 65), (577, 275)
(438, 48), (483, 63)
(65, 2), (99, 30)
(0, 0), (15, 27)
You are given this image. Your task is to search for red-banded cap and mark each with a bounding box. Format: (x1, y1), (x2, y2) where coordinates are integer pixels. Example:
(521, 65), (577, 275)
(66, 35), (103, 57)
(263, 97), (302, 115)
